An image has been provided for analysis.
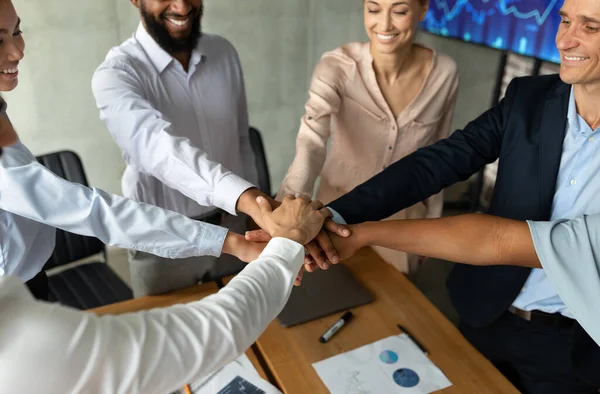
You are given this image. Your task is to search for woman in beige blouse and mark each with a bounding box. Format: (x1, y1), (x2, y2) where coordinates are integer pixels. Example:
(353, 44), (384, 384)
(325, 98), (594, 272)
(278, 0), (459, 273)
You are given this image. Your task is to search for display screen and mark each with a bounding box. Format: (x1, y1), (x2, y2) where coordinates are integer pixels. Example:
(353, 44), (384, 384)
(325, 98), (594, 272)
(421, 0), (562, 63)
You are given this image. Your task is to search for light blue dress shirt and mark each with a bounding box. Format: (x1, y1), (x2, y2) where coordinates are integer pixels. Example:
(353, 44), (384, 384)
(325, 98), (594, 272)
(527, 215), (600, 345)
(513, 87), (600, 317)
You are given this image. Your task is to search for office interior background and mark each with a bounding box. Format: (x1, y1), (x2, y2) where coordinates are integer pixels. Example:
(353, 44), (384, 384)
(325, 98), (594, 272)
(4, 0), (561, 320)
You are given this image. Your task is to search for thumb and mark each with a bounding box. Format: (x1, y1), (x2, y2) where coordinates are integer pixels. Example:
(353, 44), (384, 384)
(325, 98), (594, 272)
(256, 196), (272, 216)
(245, 229), (272, 242)
(324, 218), (351, 237)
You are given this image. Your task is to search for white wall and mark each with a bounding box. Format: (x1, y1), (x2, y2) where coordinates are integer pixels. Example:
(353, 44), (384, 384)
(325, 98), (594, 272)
(5, 0), (503, 196)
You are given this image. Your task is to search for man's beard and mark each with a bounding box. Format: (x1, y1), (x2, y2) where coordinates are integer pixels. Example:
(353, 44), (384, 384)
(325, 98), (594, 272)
(140, 3), (203, 55)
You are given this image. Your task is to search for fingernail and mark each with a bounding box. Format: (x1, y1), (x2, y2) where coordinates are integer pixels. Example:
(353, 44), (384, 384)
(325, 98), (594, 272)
(323, 263), (329, 269)
(343, 229), (350, 236)
(256, 197), (264, 203)
(332, 255), (339, 264)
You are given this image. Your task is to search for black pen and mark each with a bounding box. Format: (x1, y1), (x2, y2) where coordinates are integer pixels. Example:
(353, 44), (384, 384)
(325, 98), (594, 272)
(319, 311), (353, 343)
(397, 324), (428, 355)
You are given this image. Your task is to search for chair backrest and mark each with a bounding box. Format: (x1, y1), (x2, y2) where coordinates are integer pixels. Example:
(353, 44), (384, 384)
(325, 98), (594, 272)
(248, 127), (272, 195)
(36, 151), (105, 270)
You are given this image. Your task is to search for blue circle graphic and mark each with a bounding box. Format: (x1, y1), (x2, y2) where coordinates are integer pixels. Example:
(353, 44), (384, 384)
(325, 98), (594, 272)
(393, 368), (420, 388)
(379, 350), (399, 364)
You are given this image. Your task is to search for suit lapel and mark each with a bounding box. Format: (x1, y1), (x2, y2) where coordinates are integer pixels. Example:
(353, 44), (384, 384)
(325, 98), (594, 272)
(539, 83), (570, 219)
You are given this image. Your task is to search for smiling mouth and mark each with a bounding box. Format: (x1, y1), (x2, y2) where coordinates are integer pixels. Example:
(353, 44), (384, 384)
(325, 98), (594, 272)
(167, 18), (189, 26)
(376, 33), (399, 42)
(563, 55), (590, 62)
(0, 67), (18, 74)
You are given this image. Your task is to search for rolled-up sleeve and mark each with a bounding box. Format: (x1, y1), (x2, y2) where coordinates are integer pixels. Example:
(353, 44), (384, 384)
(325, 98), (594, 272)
(527, 215), (600, 345)
(276, 56), (344, 200)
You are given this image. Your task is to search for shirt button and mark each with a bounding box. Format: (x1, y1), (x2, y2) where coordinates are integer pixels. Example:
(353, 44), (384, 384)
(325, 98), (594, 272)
(392, 125), (397, 130)
(521, 286), (526, 292)
(570, 179), (577, 185)
(388, 146), (393, 150)
(590, 136), (595, 142)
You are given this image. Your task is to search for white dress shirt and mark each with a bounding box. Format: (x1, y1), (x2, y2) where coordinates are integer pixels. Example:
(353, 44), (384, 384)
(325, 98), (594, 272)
(0, 139), (229, 282)
(0, 238), (303, 394)
(92, 24), (258, 219)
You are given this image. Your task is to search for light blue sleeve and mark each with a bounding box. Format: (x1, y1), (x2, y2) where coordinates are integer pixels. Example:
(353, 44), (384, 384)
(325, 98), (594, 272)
(328, 207), (347, 225)
(527, 215), (600, 346)
(0, 143), (228, 258)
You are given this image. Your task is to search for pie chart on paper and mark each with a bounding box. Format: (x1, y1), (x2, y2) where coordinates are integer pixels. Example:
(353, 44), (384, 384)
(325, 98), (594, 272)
(393, 368), (420, 388)
(379, 350), (399, 364)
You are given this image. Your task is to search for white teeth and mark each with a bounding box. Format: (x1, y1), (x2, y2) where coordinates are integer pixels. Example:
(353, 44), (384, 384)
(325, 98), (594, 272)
(0, 68), (17, 74)
(377, 33), (398, 41)
(168, 18), (188, 26)
(564, 56), (588, 61)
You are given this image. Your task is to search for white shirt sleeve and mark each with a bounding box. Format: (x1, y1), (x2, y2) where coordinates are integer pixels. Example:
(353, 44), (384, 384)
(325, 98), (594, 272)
(0, 144), (228, 258)
(91, 58), (254, 215)
(527, 215), (600, 346)
(0, 238), (303, 394)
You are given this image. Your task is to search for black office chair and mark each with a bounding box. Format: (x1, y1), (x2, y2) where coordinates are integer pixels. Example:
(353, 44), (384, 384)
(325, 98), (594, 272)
(249, 126), (272, 195)
(36, 151), (133, 310)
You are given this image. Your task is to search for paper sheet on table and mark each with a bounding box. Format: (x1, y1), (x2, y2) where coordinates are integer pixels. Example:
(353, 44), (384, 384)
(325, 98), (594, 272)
(172, 354), (280, 394)
(192, 360), (280, 394)
(312, 335), (452, 393)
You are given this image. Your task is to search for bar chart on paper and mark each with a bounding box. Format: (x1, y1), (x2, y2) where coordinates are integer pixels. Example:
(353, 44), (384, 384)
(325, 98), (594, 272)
(421, 0), (562, 62)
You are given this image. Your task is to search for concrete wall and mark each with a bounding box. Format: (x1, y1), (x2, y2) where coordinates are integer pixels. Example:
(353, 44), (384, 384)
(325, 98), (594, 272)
(5, 0), (502, 196)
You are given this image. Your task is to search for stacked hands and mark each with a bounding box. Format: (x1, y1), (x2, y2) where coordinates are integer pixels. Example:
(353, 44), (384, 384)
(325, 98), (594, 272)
(229, 191), (366, 285)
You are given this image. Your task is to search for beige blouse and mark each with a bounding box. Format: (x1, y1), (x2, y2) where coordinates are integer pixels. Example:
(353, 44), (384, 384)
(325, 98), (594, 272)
(278, 42), (459, 272)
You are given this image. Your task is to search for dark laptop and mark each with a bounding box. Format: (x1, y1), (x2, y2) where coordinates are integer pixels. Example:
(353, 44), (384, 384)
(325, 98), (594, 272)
(277, 263), (374, 327)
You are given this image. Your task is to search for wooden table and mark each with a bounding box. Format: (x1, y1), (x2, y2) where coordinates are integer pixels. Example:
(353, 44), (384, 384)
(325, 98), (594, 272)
(89, 282), (270, 382)
(239, 248), (519, 394)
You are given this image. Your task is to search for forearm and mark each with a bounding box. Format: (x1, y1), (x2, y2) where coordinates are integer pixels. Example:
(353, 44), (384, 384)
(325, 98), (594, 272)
(354, 214), (540, 268)
(277, 127), (329, 201)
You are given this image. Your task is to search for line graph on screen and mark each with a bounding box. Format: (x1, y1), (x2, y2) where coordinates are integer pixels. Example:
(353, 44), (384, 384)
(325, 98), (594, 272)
(421, 0), (562, 62)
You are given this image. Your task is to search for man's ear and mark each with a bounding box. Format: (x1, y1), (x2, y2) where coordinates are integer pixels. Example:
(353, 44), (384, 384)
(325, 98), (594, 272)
(130, 0), (141, 9)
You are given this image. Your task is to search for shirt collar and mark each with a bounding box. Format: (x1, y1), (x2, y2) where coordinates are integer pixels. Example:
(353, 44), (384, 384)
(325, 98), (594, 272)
(135, 23), (173, 73)
(567, 86), (578, 132)
(567, 86), (597, 136)
(134, 23), (205, 74)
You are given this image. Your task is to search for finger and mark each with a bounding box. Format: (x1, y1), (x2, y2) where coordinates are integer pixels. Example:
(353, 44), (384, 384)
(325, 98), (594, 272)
(305, 241), (329, 270)
(295, 195), (311, 205)
(316, 230), (339, 264)
(324, 218), (351, 237)
(294, 269), (304, 286)
(256, 196), (273, 216)
(244, 229), (272, 242)
(304, 255), (319, 272)
(282, 194), (296, 203)
(310, 200), (325, 210)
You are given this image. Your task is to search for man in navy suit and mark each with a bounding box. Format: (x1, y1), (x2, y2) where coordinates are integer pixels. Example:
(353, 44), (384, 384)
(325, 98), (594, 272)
(327, 0), (600, 392)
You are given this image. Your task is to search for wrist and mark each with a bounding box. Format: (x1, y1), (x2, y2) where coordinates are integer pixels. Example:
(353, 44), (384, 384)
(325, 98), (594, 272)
(235, 187), (261, 215)
(271, 229), (306, 245)
(354, 222), (374, 248)
(222, 231), (243, 257)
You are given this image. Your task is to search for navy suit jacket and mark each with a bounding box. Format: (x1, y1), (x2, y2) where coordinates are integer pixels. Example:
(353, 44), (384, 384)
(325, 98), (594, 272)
(329, 74), (599, 385)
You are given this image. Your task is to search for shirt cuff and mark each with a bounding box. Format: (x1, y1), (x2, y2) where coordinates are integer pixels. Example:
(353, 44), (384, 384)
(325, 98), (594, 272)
(195, 223), (229, 257)
(328, 207), (347, 225)
(212, 173), (255, 215)
(259, 238), (305, 273)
